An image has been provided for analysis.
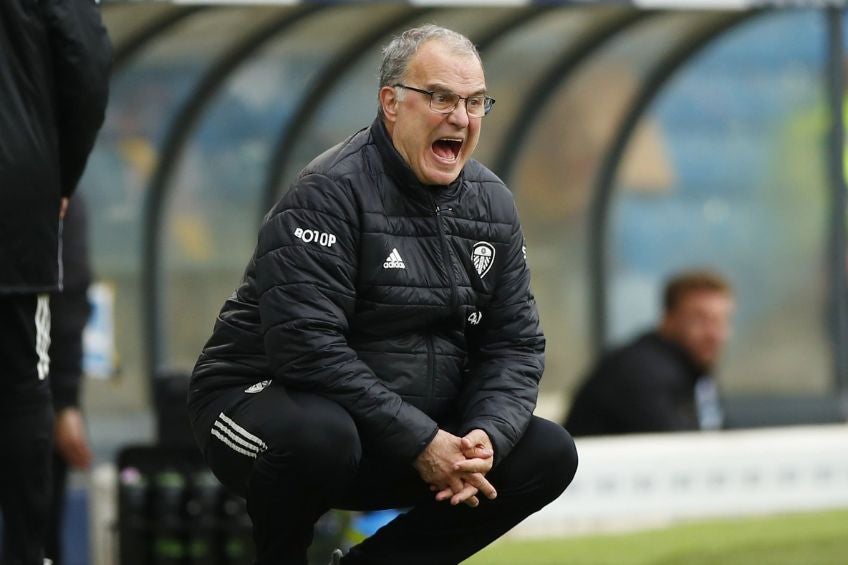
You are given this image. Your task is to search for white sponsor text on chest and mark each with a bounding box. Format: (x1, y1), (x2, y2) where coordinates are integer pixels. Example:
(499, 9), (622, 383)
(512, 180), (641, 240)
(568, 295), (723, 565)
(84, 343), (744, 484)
(293, 227), (337, 247)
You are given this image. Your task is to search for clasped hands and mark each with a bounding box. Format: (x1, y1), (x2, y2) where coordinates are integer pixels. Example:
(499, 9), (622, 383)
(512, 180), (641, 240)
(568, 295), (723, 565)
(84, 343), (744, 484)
(413, 428), (496, 508)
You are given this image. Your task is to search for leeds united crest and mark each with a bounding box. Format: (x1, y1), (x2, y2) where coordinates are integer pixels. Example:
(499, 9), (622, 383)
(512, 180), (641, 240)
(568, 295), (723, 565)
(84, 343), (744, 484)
(472, 242), (495, 278)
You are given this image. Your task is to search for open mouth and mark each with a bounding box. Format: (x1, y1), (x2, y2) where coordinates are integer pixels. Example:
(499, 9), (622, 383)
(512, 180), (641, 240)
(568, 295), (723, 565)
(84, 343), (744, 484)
(431, 138), (463, 162)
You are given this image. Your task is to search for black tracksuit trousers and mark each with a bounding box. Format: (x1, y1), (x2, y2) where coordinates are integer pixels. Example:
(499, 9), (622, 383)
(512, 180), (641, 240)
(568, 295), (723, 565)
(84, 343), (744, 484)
(193, 382), (578, 565)
(0, 294), (53, 565)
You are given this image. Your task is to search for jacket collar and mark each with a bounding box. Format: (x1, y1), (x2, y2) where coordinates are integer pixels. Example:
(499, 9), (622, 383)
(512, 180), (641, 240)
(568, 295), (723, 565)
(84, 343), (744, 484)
(371, 117), (463, 203)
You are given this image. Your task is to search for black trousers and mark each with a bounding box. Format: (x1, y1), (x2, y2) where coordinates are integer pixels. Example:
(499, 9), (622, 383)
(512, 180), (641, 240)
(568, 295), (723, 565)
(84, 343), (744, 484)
(45, 452), (68, 565)
(0, 404), (53, 565)
(0, 294), (53, 565)
(196, 382), (578, 565)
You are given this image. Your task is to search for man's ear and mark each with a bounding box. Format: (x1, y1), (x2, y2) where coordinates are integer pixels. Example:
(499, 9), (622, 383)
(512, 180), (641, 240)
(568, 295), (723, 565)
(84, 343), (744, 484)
(379, 85), (399, 123)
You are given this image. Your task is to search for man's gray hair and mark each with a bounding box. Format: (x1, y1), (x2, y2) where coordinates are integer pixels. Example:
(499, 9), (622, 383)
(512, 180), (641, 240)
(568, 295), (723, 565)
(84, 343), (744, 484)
(378, 24), (481, 117)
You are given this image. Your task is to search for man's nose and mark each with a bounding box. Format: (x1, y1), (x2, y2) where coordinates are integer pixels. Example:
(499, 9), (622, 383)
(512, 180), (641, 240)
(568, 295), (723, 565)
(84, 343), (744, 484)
(446, 100), (471, 127)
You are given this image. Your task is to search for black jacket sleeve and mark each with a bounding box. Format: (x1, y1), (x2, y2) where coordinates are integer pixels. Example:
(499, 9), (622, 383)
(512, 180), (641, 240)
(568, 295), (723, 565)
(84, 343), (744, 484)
(48, 197), (92, 411)
(41, 0), (111, 197)
(459, 203), (544, 466)
(255, 174), (439, 463)
(48, 287), (90, 411)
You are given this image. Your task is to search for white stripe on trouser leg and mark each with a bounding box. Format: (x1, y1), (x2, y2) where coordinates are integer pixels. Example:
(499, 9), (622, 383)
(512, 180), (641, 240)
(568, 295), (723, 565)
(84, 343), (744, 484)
(213, 420), (264, 454)
(219, 412), (268, 450)
(35, 294), (51, 380)
(212, 412), (268, 457)
(211, 429), (260, 458)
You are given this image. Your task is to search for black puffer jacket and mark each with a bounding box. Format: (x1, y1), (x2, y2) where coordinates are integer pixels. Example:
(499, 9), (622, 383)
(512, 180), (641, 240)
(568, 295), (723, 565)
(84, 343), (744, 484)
(0, 0), (111, 293)
(190, 118), (544, 465)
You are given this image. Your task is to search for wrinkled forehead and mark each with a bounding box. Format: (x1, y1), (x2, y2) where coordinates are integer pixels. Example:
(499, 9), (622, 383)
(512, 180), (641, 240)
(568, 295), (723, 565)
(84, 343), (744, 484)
(405, 40), (486, 92)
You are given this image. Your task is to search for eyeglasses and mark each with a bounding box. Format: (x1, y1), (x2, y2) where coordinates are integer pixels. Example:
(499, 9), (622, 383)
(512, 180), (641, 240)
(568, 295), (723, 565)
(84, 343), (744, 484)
(394, 84), (495, 117)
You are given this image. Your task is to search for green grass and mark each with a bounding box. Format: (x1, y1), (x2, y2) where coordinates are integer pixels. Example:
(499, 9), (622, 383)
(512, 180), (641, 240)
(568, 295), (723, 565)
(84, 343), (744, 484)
(462, 509), (848, 565)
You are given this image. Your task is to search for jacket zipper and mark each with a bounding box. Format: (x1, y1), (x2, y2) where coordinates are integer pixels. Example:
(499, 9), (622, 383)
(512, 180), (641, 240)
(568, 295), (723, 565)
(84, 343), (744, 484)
(430, 202), (457, 414)
(425, 335), (436, 414)
(434, 203), (458, 311)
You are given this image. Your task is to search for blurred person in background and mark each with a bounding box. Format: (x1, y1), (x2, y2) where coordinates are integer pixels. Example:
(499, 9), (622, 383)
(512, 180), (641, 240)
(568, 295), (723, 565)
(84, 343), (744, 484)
(0, 1), (110, 563)
(45, 196), (94, 565)
(188, 24), (577, 565)
(565, 270), (734, 436)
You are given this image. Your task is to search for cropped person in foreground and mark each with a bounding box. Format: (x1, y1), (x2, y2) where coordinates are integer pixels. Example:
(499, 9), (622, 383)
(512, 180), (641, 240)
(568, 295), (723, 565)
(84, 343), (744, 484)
(0, 2), (110, 562)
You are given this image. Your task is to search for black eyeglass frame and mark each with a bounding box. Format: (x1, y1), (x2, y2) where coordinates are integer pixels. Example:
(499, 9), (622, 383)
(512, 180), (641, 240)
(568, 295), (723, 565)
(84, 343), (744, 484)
(393, 83), (496, 117)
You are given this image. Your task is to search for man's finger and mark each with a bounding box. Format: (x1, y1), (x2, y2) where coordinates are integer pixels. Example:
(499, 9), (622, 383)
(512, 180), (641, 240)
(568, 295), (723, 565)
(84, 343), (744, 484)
(434, 486), (454, 502)
(454, 458), (493, 474)
(464, 472), (497, 500)
(460, 437), (493, 460)
(463, 495), (480, 508)
(450, 482), (479, 506)
(441, 477), (464, 501)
